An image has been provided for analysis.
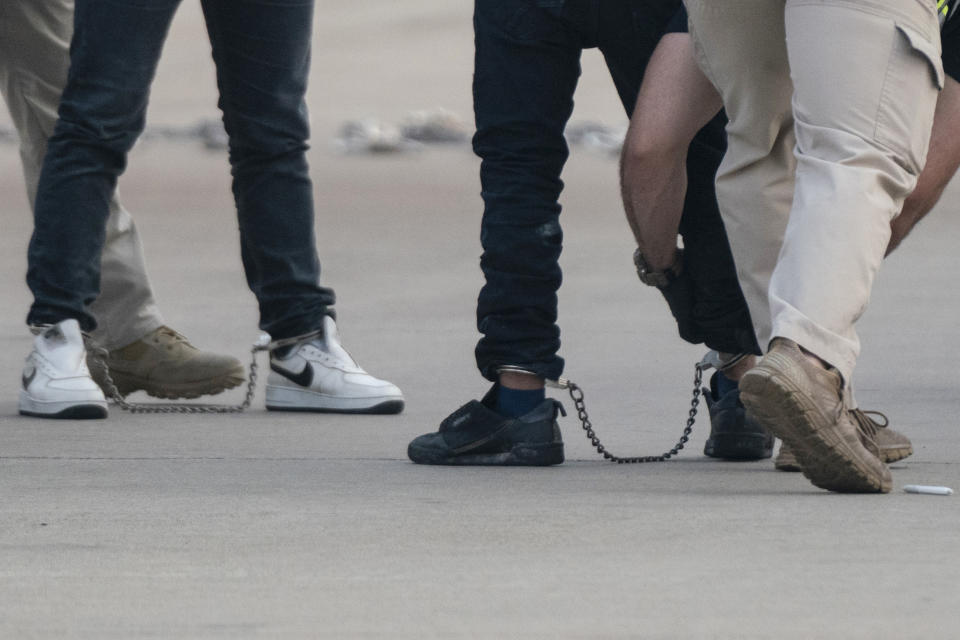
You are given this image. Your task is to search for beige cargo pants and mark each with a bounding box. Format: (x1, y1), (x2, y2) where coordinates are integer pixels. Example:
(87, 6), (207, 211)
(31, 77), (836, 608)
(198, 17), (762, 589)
(684, 0), (943, 384)
(0, 0), (163, 349)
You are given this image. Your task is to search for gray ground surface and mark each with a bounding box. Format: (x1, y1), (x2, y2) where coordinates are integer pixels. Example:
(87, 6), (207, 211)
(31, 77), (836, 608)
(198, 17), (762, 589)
(2, 3), (959, 638)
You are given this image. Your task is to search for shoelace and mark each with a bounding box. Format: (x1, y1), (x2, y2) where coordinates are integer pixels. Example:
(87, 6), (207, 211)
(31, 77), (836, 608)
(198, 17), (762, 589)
(850, 408), (888, 436)
(849, 408), (888, 456)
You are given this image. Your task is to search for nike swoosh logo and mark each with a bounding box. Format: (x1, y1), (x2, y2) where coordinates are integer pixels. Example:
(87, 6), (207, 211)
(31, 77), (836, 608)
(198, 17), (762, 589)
(270, 362), (313, 388)
(22, 367), (37, 390)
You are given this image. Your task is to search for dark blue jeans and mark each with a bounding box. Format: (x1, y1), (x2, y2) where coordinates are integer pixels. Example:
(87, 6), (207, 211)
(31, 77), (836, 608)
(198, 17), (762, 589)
(26, 0), (334, 340)
(473, 0), (758, 382)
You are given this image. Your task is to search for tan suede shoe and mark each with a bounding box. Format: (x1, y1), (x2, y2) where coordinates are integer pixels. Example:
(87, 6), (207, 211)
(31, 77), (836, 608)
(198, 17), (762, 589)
(739, 338), (891, 493)
(89, 327), (244, 399)
(776, 409), (913, 471)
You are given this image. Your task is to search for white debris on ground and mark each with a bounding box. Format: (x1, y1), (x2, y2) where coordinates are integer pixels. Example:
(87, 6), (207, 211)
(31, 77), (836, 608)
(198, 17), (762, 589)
(333, 118), (418, 154)
(399, 108), (470, 143)
(0, 112), (626, 157)
(565, 121), (627, 157)
(333, 110), (626, 156)
(333, 108), (470, 154)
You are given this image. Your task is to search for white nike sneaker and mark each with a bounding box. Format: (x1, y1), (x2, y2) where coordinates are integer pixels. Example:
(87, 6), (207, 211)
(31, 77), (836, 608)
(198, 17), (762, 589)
(265, 316), (404, 414)
(20, 319), (108, 419)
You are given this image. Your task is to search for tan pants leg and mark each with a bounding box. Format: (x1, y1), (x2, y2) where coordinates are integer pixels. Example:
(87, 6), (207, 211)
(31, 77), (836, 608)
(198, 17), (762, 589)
(0, 0), (163, 349)
(685, 0), (941, 383)
(684, 0), (796, 363)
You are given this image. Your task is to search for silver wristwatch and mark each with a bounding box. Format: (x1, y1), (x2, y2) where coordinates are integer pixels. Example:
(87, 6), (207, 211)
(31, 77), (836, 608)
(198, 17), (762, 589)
(633, 247), (683, 288)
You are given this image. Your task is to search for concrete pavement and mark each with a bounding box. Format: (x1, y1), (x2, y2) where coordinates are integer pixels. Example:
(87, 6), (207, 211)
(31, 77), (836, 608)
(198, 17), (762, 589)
(1, 2), (959, 637)
(2, 142), (959, 639)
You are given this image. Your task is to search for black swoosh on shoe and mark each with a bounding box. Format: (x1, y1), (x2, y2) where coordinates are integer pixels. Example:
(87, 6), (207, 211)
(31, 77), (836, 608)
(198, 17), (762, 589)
(22, 368), (37, 391)
(270, 362), (313, 387)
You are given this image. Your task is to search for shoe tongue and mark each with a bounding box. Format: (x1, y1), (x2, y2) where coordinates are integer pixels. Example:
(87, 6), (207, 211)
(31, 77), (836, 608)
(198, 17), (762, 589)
(320, 316), (358, 367)
(851, 409), (880, 438)
(40, 320), (85, 369)
(43, 325), (66, 344)
(43, 319), (81, 347)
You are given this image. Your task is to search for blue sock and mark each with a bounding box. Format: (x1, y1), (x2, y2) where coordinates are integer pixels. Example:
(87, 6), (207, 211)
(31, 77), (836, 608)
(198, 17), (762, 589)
(716, 370), (739, 397)
(496, 385), (545, 418)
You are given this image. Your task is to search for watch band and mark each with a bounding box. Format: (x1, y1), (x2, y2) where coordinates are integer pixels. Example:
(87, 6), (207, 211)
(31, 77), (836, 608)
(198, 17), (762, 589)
(633, 247), (683, 288)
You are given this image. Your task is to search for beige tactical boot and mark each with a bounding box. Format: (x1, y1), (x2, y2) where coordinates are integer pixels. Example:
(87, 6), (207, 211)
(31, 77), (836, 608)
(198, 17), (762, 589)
(739, 338), (891, 493)
(89, 326), (244, 399)
(776, 409), (913, 471)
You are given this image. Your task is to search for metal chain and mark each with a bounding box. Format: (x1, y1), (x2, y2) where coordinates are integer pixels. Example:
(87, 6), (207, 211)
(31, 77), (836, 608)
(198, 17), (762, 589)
(89, 331), (319, 414)
(559, 361), (704, 464)
(92, 343), (261, 413)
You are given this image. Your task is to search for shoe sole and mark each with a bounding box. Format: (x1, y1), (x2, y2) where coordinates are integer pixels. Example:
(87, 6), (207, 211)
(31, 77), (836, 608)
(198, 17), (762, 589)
(19, 392), (108, 420)
(105, 369), (245, 400)
(20, 405), (108, 419)
(881, 443), (913, 464)
(408, 441), (564, 466)
(739, 355), (891, 493)
(774, 446), (802, 472)
(267, 399), (405, 415)
(265, 385), (404, 414)
(775, 439), (914, 474)
(704, 433), (774, 460)
(776, 445), (912, 473)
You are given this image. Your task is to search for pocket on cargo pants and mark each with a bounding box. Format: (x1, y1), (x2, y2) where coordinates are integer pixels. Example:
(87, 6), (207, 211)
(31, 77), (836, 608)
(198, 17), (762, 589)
(786, 1), (942, 178)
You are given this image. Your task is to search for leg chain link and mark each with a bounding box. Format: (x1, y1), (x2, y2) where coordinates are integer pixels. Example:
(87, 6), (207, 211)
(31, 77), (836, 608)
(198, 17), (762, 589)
(552, 362), (704, 463)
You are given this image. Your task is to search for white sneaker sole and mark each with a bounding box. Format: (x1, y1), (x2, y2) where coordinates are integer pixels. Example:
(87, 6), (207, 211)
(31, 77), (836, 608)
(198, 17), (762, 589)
(19, 390), (108, 419)
(265, 385), (404, 414)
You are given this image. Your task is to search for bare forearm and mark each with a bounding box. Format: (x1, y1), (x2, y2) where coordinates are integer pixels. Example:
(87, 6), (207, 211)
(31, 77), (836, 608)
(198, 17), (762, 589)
(619, 33), (723, 270)
(887, 75), (960, 255)
(620, 146), (688, 269)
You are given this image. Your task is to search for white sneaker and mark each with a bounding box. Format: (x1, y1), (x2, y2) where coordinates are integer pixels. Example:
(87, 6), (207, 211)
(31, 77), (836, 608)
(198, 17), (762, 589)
(19, 319), (108, 419)
(265, 316), (404, 414)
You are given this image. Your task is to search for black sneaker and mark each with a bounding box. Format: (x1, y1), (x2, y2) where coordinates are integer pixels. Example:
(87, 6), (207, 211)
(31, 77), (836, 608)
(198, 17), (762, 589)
(407, 385), (566, 466)
(703, 372), (774, 460)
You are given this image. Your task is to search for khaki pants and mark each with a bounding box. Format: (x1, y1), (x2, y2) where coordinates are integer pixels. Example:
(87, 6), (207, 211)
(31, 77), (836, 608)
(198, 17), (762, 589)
(0, 0), (163, 349)
(684, 0), (942, 384)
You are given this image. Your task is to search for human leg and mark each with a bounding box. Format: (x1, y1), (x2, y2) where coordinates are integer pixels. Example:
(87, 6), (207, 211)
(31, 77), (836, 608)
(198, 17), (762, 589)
(200, 0), (333, 341)
(13, 0), (246, 404)
(470, 0), (585, 387)
(754, 1), (940, 487)
(200, 0), (401, 413)
(775, 14), (951, 467)
(408, 0), (588, 465)
(684, 0), (899, 492)
(3, 0), (164, 346)
(768, 0), (941, 382)
(26, 0), (183, 332)
(683, 1), (796, 354)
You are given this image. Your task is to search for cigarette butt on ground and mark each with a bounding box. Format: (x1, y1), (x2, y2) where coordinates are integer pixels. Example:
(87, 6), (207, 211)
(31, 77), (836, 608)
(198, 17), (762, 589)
(903, 485), (954, 496)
